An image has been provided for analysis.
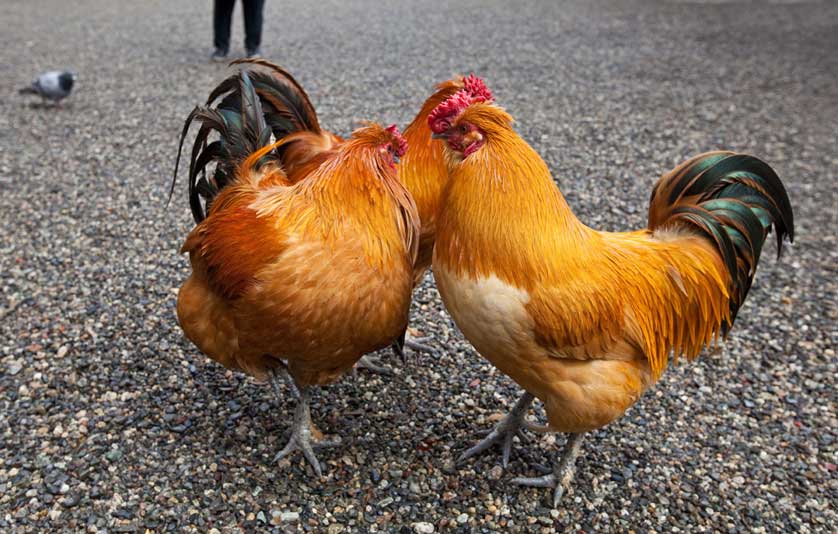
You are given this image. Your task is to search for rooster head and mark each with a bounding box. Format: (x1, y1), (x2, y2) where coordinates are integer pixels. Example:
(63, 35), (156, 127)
(428, 74), (496, 158)
(383, 124), (409, 161)
(428, 74), (493, 135)
(349, 122), (409, 170)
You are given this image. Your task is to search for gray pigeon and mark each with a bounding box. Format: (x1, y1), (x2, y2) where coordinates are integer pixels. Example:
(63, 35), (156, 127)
(19, 70), (77, 104)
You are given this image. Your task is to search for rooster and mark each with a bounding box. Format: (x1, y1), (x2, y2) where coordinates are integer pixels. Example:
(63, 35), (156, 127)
(175, 58), (432, 371)
(171, 66), (418, 475)
(428, 85), (794, 505)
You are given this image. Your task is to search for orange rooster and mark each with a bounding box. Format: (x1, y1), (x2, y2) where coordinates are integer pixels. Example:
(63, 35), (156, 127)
(171, 66), (418, 475)
(185, 58), (430, 370)
(428, 85), (794, 505)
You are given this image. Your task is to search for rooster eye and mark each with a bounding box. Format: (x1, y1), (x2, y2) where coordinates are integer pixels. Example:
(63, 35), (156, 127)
(459, 124), (469, 134)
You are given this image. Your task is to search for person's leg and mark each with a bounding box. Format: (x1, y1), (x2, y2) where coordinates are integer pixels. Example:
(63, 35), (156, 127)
(213, 0), (236, 54)
(242, 0), (265, 54)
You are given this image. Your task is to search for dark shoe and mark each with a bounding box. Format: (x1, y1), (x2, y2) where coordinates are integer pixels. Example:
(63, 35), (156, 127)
(210, 48), (228, 62)
(246, 47), (262, 59)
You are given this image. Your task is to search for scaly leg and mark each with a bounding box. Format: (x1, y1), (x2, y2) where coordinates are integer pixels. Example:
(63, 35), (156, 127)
(512, 432), (586, 507)
(388, 330), (435, 364)
(458, 391), (535, 468)
(273, 385), (341, 477)
(268, 363), (299, 400)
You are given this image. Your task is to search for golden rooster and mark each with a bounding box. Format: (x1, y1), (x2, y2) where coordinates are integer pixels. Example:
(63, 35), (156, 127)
(427, 85), (794, 505)
(187, 58), (431, 370)
(170, 66), (418, 475)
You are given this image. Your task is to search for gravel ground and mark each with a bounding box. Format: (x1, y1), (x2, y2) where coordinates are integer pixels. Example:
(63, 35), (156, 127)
(1, 0), (836, 532)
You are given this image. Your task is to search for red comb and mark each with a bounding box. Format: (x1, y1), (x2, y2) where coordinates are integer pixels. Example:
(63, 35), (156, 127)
(385, 124), (408, 158)
(462, 74), (493, 103)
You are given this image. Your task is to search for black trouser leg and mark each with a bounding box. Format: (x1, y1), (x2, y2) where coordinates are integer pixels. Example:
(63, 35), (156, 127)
(242, 0), (265, 52)
(213, 0), (236, 52)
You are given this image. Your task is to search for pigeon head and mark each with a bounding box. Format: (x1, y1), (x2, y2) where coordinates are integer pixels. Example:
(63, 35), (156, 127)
(58, 71), (76, 92)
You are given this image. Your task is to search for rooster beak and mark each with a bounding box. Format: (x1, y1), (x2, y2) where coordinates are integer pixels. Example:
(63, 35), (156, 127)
(431, 132), (446, 140)
(393, 154), (400, 164)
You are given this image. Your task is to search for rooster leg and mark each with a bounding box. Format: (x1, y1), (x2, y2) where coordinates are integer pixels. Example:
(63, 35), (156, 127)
(268, 362), (299, 401)
(511, 432), (586, 507)
(356, 332), (436, 376)
(274, 386), (341, 477)
(458, 391), (535, 468)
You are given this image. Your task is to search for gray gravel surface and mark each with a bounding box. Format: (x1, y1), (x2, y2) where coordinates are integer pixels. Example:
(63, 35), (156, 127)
(1, 0), (836, 532)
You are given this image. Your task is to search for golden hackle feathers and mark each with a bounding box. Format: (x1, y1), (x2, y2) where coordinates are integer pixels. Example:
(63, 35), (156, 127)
(248, 122), (419, 273)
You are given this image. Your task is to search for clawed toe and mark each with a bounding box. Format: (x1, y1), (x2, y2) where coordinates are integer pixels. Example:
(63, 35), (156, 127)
(511, 473), (556, 488)
(458, 423), (521, 467)
(404, 335), (435, 354)
(355, 354), (396, 375)
(511, 472), (568, 507)
(511, 432), (586, 507)
(458, 392), (535, 467)
(274, 431), (342, 477)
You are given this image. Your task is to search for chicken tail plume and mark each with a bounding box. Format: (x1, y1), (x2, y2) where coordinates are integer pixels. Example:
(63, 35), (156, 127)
(170, 59), (320, 223)
(648, 151), (795, 332)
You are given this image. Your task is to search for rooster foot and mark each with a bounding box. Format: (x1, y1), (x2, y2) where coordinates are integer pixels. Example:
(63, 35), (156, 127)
(511, 432), (585, 507)
(354, 354), (396, 375)
(404, 334), (435, 354)
(389, 332), (435, 365)
(274, 386), (341, 477)
(458, 391), (535, 468)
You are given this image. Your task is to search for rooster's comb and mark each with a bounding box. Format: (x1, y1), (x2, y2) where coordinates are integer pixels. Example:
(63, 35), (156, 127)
(462, 74), (493, 103)
(385, 124), (409, 158)
(428, 75), (493, 134)
(428, 91), (479, 134)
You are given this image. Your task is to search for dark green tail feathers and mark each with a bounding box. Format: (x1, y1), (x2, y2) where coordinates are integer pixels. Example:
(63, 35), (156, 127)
(169, 59), (321, 223)
(648, 151), (794, 330)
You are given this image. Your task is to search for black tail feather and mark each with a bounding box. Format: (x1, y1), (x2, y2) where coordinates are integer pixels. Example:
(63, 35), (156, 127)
(649, 152), (795, 329)
(170, 65), (279, 223)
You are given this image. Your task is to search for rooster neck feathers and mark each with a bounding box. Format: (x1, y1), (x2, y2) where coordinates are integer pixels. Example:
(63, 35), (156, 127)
(435, 107), (590, 289)
(252, 124), (419, 272)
